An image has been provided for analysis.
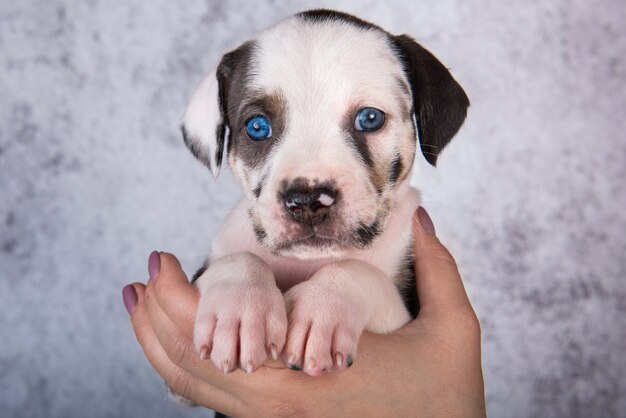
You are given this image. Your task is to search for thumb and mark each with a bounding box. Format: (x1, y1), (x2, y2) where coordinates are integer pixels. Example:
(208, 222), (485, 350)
(149, 251), (199, 337)
(412, 207), (472, 316)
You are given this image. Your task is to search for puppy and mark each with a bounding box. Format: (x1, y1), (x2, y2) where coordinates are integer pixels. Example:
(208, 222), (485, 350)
(181, 9), (469, 377)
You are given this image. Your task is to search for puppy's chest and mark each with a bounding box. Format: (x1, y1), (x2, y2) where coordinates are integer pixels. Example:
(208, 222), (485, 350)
(264, 253), (410, 293)
(266, 257), (338, 292)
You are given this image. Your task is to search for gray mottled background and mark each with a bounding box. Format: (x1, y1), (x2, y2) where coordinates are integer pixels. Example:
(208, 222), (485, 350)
(1, 0), (625, 417)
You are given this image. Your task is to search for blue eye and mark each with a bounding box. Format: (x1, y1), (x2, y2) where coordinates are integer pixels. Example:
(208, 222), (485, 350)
(355, 107), (385, 132)
(246, 115), (272, 140)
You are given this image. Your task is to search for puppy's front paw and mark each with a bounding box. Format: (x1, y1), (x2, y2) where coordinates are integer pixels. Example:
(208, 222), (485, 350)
(193, 253), (287, 373)
(283, 273), (367, 376)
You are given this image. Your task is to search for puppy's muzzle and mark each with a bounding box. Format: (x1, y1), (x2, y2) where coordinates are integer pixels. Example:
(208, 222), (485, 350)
(283, 185), (337, 225)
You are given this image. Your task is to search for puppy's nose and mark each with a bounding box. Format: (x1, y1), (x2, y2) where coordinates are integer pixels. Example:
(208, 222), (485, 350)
(284, 187), (337, 225)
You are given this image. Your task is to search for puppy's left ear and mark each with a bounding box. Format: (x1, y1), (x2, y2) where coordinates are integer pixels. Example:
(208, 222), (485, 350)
(392, 35), (470, 166)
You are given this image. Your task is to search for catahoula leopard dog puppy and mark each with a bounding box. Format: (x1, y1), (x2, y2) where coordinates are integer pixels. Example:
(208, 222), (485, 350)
(181, 9), (469, 377)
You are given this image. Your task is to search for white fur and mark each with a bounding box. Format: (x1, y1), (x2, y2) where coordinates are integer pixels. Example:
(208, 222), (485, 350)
(189, 15), (422, 376)
(194, 253), (287, 373)
(182, 67), (224, 177)
(244, 19), (416, 258)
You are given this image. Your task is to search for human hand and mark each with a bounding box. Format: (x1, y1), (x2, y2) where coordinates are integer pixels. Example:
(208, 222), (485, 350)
(123, 207), (486, 417)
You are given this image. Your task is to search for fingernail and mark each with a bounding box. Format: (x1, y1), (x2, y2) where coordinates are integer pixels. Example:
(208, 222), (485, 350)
(122, 285), (137, 315)
(148, 251), (160, 282)
(417, 206), (436, 236)
(269, 343), (278, 360)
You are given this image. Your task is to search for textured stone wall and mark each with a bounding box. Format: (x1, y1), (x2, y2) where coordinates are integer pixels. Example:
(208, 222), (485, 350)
(1, 1), (624, 417)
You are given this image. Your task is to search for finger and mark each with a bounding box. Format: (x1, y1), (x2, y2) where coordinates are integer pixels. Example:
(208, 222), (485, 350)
(144, 281), (205, 371)
(412, 207), (472, 314)
(128, 283), (244, 415)
(151, 252), (199, 337)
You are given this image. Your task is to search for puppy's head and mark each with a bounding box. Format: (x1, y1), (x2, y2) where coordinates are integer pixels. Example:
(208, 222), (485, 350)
(182, 10), (469, 259)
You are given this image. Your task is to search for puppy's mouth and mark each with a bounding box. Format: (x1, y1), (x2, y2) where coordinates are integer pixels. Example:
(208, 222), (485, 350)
(250, 188), (389, 258)
(273, 232), (342, 252)
(252, 214), (384, 259)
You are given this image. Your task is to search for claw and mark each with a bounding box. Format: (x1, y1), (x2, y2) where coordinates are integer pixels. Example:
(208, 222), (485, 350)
(200, 345), (210, 360)
(335, 352), (344, 367)
(244, 361), (255, 373)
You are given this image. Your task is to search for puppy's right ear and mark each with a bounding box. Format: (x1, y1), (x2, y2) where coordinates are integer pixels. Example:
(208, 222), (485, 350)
(181, 67), (227, 177)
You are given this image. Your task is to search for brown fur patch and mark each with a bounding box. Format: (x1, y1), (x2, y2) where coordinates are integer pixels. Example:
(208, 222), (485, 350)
(228, 91), (287, 170)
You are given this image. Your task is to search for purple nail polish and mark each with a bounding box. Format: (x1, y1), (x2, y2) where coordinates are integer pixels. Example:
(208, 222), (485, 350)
(417, 206), (436, 236)
(148, 251), (160, 282)
(122, 285), (137, 314)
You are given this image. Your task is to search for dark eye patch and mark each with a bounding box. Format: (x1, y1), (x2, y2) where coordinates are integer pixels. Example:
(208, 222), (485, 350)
(229, 92), (286, 169)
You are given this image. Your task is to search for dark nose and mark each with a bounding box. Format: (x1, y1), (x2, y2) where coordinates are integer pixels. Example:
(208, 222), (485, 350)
(284, 187), (337, 225)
